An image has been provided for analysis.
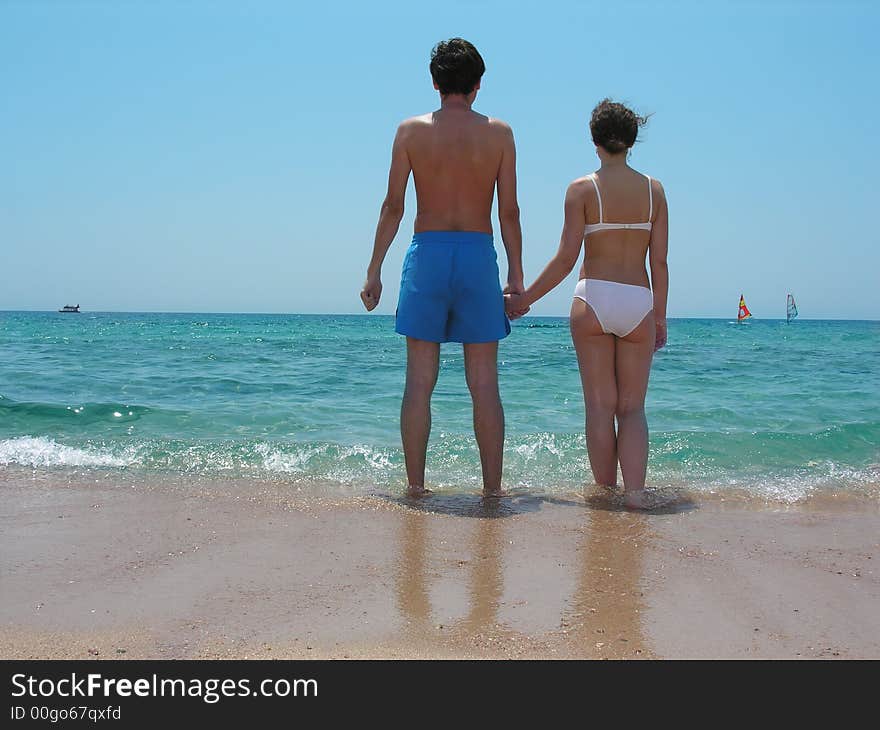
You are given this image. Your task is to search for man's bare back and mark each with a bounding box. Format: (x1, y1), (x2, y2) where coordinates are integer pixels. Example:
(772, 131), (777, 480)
(361, 94), (522, 313)
(400, 107), (513, 234)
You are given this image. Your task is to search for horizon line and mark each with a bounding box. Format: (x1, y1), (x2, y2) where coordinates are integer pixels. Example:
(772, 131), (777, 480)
(1, 309), (878, 323)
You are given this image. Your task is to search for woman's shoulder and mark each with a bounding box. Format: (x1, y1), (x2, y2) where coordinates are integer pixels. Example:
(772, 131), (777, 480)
(649, 176), (666, 203)
(634, 168), (664, 189)
(567, 174), (598, 194)
(630, 169), (665, 204)
(564, 176), (600, 210)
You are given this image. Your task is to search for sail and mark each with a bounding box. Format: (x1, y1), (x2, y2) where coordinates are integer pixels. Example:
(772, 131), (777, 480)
(787, 293), (798, 322)
(738, 294), (752, 321)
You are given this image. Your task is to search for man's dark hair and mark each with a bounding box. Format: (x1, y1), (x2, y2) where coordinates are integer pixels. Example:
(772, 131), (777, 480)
(430, 38), (485, 96)
(589, 99), (649, 154)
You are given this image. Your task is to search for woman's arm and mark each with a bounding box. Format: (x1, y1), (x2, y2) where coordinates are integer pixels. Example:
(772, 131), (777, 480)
(648, 179), (668, 350)
(515, 182), (586, 311)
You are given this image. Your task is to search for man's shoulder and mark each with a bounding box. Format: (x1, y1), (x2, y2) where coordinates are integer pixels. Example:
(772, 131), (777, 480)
(485, 116), (514, 137)
(394, 114), (432, 139)
(402, 113), (433, 125)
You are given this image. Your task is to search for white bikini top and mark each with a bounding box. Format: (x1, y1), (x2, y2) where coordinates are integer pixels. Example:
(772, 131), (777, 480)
(584, 173), (653, 235)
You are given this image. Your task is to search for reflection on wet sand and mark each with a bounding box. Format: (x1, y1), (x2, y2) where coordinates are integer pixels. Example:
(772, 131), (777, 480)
(395, 508), (432, 633)
(568, 496), (652, 658)
(392, 492), (653, 658)
(393, 498), (508, 652)
(460, 505), (504, 633)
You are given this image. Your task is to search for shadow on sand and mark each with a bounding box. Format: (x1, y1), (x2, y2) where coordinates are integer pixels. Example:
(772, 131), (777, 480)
(583, 486), (698, 515)
(377, 490), (582, 518)
(376, 485), (698, 518)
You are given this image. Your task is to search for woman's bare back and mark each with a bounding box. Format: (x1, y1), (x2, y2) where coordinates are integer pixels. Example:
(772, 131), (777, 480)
(576, 165), (661, 288)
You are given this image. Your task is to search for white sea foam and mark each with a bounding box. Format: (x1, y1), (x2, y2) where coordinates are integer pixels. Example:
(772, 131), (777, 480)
(256, 441), (399, 480)
(0, 436), (137, 468)
(0, 433), (875, 504)
(512, 432), (572, 459)
(256, 441), (318, 473)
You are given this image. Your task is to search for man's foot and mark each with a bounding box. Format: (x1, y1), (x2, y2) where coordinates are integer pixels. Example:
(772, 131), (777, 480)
(623, 489), (653, 510)
(482, 488), (510, 499)
(406, 485), (433, 498)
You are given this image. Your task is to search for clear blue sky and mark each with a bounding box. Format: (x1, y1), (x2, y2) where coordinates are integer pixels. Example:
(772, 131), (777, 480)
(2, 0), (878, 319)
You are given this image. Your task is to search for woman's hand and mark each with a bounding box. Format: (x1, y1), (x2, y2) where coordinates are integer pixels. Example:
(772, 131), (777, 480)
(360, 273), (382, 311)
(654, 318), (667, 351)
(503, 281), (529, 320)
(505, 292), (530, 320)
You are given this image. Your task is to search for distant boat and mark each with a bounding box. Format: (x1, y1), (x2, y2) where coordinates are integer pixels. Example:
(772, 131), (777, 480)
(58, 304), (80, 313)
(786, 293), (798, 323)
(737, 294), (752, 322)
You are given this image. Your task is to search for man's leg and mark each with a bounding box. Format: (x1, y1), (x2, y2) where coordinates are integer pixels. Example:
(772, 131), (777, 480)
(463, 341), (504, 496)
(401, 337), (440, 496)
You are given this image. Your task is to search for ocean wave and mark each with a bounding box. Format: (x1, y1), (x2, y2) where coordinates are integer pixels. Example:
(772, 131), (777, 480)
(0, 436), (138, 468)
(255, 441), (398, 475)
(0, 429), (876, 503)
(0, 396), (153, 425)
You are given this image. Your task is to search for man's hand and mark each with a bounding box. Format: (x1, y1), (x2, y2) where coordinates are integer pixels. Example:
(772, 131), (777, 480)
(504, 278), (524, 296)
(361, 274), (382, 311)
(654, 318), (667, 351)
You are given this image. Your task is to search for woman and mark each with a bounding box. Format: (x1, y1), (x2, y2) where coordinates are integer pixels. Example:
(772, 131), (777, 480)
(506, 99), (668, 509)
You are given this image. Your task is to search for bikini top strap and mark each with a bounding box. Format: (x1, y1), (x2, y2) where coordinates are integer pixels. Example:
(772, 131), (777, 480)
(646, 175), (653, 221)
(589, 174), (603, 223)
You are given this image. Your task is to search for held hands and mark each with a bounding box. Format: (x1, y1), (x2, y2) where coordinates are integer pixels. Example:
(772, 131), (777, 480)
(505, 293), (529, 320)
(360, 273), (382, 311)
(654, 318), (667, 351)
(503, 281), (530, 321)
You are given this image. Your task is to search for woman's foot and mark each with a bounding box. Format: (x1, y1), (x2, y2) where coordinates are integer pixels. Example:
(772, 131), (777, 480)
(482, 487), (510, 499)
(623, 489), (653, 510)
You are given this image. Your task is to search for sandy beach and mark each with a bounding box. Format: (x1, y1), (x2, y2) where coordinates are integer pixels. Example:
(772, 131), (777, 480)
(1, 469), (878, 660)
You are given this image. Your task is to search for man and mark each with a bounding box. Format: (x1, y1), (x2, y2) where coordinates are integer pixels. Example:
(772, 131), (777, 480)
(360, 38), (524, 498)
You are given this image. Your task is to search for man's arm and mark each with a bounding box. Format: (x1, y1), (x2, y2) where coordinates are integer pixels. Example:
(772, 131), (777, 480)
(648, 179), (668, 350)
(513, 182), (585, 310)
(495, 122), (523, 294)
(361, 123), (412, 311)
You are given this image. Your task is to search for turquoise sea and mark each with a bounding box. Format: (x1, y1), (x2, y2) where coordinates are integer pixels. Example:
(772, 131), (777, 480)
(1, 312), (878, 502)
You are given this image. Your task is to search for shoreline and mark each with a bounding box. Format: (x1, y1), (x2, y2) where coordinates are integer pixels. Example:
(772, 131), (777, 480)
(2, 470), (878, 659)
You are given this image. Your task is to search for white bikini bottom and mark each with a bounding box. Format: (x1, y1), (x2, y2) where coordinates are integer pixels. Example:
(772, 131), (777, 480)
(573, 278), (653, 337)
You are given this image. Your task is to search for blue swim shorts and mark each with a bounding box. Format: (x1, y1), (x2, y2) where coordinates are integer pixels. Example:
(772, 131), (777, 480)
(395, 231), (511, 344)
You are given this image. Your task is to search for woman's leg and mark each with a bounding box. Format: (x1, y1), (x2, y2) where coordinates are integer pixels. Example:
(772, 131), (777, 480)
(570, 299), (618, 487)
(614, 313), (655, 508)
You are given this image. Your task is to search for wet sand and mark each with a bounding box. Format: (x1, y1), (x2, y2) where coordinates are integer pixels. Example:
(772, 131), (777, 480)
(1, 471), (878, 659)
